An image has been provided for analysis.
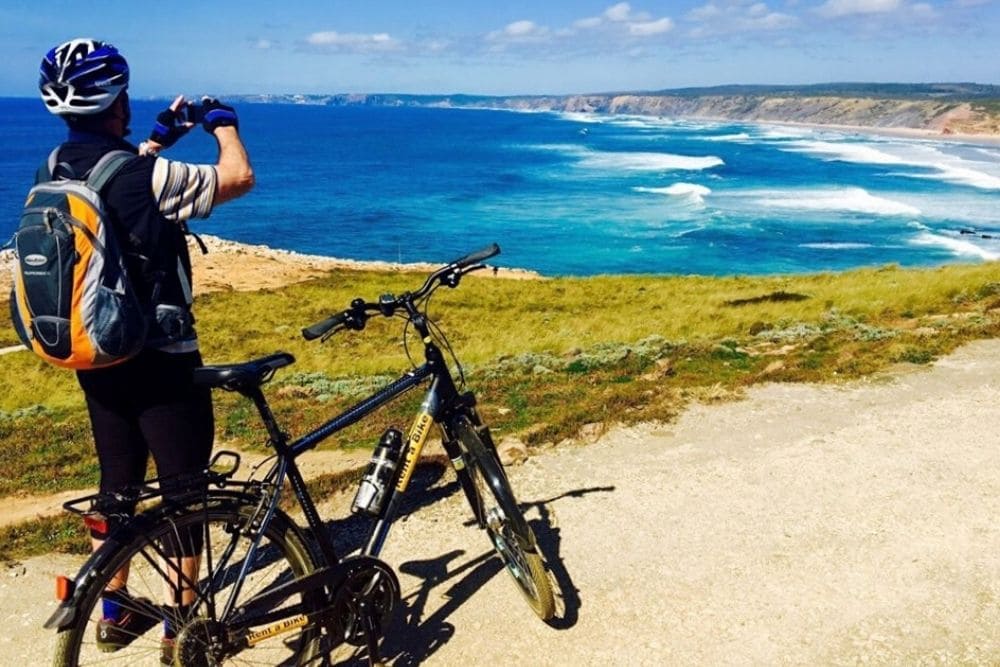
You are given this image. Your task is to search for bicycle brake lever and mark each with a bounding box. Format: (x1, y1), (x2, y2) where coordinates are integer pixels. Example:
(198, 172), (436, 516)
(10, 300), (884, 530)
(443, 270), (462, 288)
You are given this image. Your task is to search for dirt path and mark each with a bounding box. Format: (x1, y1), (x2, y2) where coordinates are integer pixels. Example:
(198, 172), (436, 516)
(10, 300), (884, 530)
(3, 340), (998, 665)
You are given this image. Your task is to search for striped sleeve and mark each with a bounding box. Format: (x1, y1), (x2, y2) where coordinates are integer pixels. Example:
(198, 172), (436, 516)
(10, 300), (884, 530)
(150, 158), (218, 221)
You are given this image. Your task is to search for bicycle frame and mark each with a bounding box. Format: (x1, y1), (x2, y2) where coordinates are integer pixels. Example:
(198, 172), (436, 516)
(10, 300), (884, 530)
(214, 332), (486, 644)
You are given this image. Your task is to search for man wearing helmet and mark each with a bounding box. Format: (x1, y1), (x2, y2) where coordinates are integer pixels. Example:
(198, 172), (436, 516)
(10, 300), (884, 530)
(37, 38), (254, 663)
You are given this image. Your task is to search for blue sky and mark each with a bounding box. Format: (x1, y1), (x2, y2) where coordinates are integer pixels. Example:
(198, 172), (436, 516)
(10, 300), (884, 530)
(1, 0), (997, 97)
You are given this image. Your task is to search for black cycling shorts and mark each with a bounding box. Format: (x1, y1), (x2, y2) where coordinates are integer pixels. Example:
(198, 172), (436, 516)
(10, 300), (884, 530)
(77, 348), (214, 553)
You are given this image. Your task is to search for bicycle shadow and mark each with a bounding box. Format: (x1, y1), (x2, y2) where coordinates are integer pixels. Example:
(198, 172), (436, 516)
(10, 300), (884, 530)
(523, 486), (615, 630)
(331, 484), (614, 665)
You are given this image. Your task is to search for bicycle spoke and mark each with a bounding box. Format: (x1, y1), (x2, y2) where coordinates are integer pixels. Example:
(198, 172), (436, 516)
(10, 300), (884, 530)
(55, 500), (319, 666)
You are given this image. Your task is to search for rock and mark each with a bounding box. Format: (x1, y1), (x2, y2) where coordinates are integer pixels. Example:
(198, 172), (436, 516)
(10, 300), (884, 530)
(640, 357), (674, 381)
(579, 422), (605, 443)
(497, 437), (528, 466)
(532, 364), (553, 375)
(763, 360), (785, 375)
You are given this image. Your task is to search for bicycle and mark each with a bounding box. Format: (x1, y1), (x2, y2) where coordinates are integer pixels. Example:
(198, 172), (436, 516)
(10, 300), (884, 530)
(46, 243), (556, 666)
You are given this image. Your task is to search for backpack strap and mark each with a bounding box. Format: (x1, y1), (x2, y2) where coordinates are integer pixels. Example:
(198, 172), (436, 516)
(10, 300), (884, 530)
(35, 147), (64, 184)
(84, 150), (135, 193)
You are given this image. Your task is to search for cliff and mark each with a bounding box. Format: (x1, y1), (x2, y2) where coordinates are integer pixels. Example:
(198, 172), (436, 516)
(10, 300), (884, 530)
(233, 84), (1000, 136)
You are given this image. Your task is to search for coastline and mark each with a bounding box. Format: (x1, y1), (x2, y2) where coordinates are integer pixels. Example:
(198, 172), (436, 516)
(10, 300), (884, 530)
(743, 117), (1000, 146)
(0, 235), (540, 299)
(517, 105), (1000, 145)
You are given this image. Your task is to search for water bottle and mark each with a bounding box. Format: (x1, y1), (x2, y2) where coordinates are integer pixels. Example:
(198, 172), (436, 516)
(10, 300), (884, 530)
(351, 428), (404, 517)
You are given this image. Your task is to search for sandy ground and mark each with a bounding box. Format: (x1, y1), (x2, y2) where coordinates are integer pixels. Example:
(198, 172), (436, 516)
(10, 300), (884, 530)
(2, 339), (997, 665)
(0, 234), (537, 302)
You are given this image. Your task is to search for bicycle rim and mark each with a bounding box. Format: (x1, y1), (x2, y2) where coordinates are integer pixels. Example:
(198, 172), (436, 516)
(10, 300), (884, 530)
(457, 420), (556, 620)
(53, 500), (320, 666)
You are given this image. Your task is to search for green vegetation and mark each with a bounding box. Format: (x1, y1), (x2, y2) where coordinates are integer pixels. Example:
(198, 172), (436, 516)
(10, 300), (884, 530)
(1, 262), (998, 558)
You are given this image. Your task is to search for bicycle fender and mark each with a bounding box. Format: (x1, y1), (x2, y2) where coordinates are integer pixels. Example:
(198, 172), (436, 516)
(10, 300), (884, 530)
(44, 529), (133, 630)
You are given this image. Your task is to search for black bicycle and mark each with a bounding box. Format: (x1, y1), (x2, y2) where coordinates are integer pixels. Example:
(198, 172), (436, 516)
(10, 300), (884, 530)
(47, 243), (555, 666)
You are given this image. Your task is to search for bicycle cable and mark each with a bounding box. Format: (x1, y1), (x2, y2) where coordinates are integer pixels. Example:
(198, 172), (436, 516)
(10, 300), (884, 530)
(419, 283), (467, 389)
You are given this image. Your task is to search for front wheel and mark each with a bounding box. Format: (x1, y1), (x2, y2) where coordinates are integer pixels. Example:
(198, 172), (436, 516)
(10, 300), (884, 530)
(452, 416), (555, 620)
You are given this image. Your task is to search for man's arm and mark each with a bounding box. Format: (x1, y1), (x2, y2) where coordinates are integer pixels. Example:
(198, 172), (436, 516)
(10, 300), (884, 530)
(143, 96), (254, 212)
(213, 125), (254, 205)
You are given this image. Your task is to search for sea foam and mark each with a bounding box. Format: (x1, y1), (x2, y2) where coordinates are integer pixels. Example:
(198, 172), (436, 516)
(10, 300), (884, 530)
(799, 242), (874, 250)
(702, 132), (751, 142)
(578, 150), (724, 172)
(909, 232), (999, 260)
(634, 183), (712, 204)
(754, 187), (921, 217)
(782, 139), (1000, 191)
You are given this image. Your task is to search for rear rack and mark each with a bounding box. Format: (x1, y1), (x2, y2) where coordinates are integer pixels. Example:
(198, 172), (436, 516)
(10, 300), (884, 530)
(61, 450), (245, 517)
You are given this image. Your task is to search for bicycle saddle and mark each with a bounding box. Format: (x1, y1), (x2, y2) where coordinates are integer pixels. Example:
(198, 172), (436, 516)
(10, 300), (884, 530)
(193, 352), (295, 392)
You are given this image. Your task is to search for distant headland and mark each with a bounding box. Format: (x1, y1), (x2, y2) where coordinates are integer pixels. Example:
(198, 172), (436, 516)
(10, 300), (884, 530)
(227, 83), (1000, 137)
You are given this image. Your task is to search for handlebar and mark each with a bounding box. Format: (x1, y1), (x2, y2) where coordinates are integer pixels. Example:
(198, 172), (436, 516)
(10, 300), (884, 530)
(301, 243), (501, 342)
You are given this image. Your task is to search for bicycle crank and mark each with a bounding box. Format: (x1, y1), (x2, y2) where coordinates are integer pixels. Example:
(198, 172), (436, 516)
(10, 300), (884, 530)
(327, 556), (401, 665)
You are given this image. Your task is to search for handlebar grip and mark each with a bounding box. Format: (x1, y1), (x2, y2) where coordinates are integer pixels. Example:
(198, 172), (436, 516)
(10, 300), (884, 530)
(452, 243), (500, 269)
(302, 312), (348, 340)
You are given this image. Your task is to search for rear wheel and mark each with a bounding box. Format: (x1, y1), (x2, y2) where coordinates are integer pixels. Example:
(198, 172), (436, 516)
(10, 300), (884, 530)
(53, 498), (320, 666)
(453, 416), (555, 620)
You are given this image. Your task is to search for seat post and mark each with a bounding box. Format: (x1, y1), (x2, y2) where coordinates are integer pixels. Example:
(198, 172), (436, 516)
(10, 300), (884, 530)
(244, 387), (290, 453)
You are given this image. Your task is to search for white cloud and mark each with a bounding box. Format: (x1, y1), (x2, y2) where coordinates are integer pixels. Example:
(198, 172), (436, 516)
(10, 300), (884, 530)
(573, 16), (604, 29)
(910, 1), (938, 17)
(507, 20), (541, 36)
(306, 31), (400, 52)
(487, 19), (551, 43)
(629, 17), (675, 35)
(483, 3), (675, 52)
(603, 2), (653, 22)
(253, 39), (273, 50)
(816, 0), (903, 17)
(686, 1), (797, 34)
(605, 2), (635, 21)
(688, 3), (723, 21)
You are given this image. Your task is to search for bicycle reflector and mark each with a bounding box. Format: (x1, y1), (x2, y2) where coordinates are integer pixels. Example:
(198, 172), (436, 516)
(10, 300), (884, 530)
(56, 575), (74, 601)
(82, 513), (108, 535)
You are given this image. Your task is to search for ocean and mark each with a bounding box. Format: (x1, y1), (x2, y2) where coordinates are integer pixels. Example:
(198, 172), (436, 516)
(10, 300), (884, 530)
(1, 98), (998, 276)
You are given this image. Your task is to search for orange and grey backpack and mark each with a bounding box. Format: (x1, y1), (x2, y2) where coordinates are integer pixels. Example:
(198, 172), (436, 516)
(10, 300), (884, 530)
(8, 148), (148, 370)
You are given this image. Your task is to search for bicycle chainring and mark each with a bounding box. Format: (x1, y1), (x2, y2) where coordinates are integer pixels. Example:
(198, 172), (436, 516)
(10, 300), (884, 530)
(328, 556), (401, 647)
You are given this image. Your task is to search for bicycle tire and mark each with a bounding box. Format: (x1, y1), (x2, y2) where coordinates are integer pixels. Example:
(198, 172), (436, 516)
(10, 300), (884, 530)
(453, 416), (555, 620)
(53, 497), (320, 666)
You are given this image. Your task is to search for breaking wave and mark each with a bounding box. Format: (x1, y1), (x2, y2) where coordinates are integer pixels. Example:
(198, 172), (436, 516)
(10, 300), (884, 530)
(753, 187), (921, 217)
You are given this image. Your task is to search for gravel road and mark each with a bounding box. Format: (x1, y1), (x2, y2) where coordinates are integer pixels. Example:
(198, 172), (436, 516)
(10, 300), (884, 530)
(3, 340), (998, 665)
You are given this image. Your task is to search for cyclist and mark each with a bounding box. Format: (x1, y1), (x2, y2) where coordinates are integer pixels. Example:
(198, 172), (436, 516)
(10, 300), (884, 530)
(36, 38), (254, 662)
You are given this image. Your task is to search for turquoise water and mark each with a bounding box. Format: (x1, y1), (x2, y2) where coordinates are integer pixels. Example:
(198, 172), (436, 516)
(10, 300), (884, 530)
(2, 98), (998, 275)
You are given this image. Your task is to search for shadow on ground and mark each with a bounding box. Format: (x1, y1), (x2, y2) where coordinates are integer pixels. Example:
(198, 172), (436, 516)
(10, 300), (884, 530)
(326, 477), (614, 665)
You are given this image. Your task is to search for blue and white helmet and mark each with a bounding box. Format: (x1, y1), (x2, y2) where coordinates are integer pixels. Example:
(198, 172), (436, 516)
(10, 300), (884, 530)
(39, 38), (129, 116)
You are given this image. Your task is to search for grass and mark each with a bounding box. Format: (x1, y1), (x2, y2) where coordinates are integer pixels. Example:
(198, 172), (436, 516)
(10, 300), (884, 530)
(1, 261), (998, 558)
